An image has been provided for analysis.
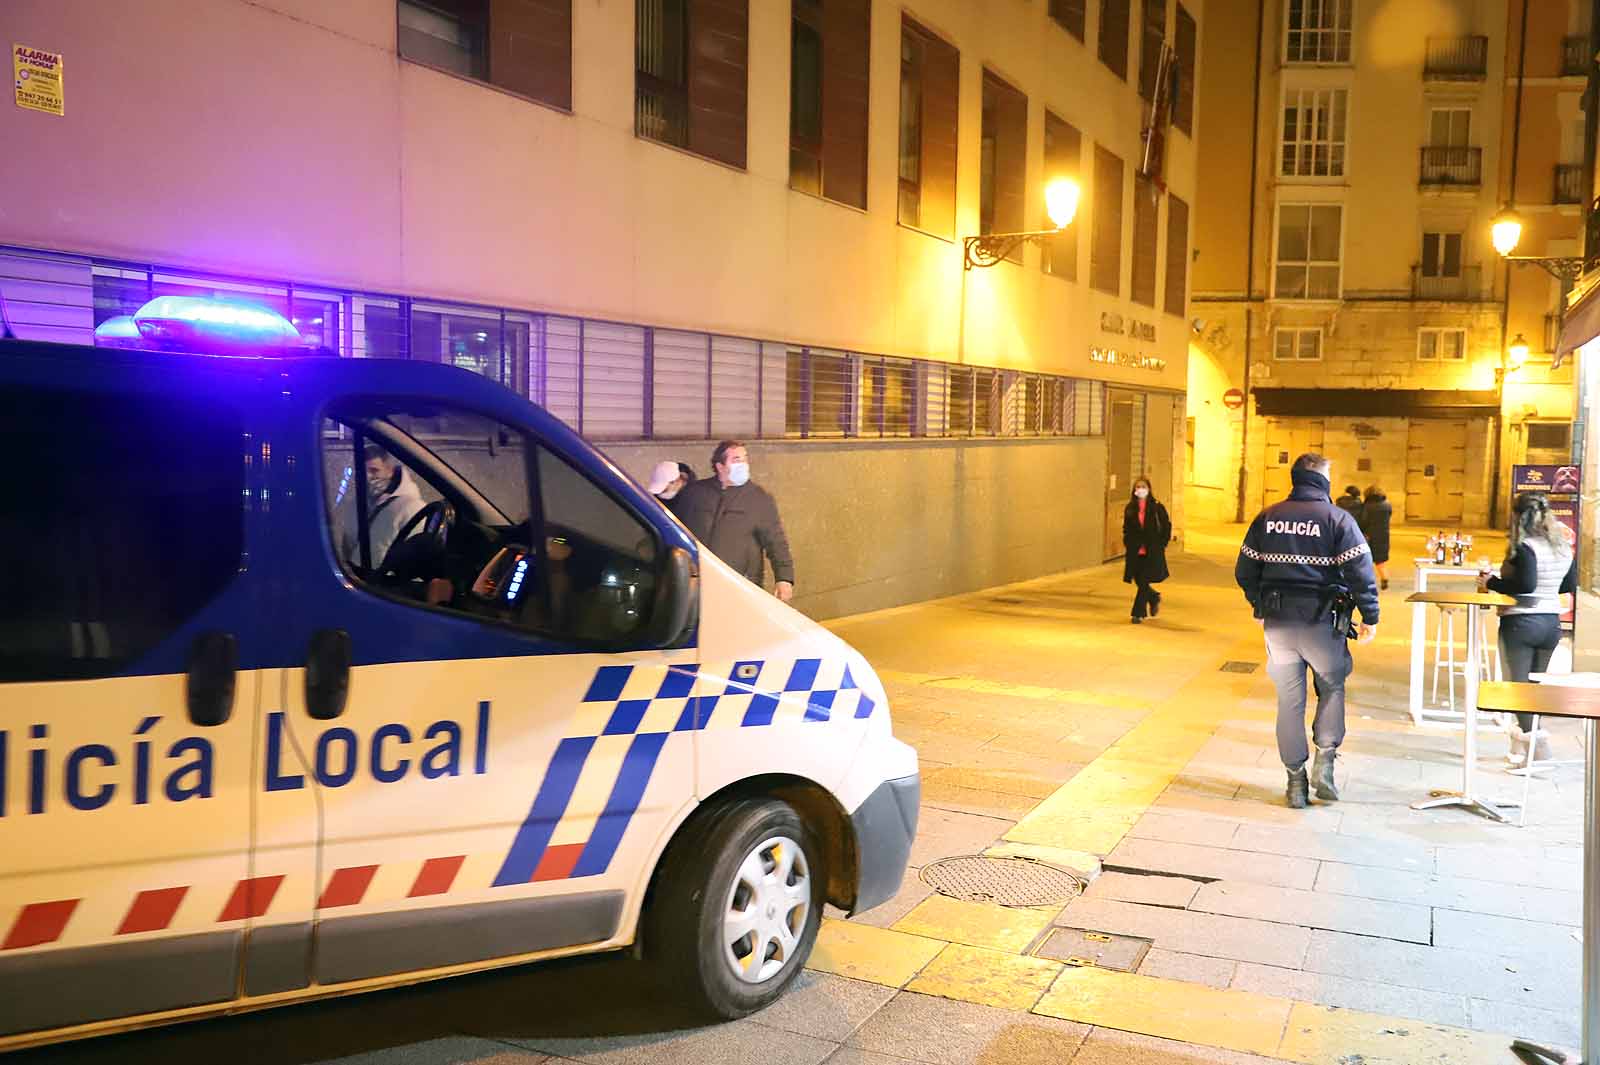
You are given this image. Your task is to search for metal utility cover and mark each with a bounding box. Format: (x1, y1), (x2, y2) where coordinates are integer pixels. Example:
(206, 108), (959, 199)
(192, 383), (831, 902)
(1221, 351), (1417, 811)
(920, 856), (1086, 908)
(1035, 928), (1153, 972)
(1219, 661), (1259, 673)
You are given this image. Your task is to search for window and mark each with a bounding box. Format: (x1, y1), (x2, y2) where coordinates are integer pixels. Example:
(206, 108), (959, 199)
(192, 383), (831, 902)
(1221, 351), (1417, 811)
(1420, 232), (1463, 278)
(898, 18), (960, 237)
(1286, 0), (1353, 63)
(789, 0), (870, 208)
(636, 0), (749, 169)
(1139, 0), (1168, 102)
(1043, 113), (1083, 280)
(1274, 328), (1322, 360)
(859, 357), (918, 437)
(1091, 146), (1125, 296)
(1100, 0), (1131, 79)
(786, 348), (856, 437)
(1165, 194), (1190, 315)
(1274, 204), (1342, 299)
(322, 403), (661, 646)
(1, 387), (245, 681)
(1174, 5), (1197, 135)
(1281, 88), (1347, 178)
(980, 71), (1028, 257)
(398, 0), (572, 110)
(1050, 0), (1086, 40)
(1131, 175), (1160, 307)
(1429, 107), (1471, 147)
(1417, 327), (1466, 360)
(1527, 422), (1573, 453)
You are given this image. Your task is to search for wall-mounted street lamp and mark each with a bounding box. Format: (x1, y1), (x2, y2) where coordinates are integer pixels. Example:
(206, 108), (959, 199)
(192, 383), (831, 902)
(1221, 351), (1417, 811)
(1492, 206), (1586, 282)
(963, 177), (1082, 270)
(1508, 333), (1531, 372)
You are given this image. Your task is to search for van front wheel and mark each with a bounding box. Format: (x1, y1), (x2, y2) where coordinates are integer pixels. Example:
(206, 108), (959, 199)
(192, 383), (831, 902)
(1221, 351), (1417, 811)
(649, 798), (822, 1018)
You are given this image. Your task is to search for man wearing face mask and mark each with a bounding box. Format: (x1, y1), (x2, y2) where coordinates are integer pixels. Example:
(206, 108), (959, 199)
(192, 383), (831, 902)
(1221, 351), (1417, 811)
(673, 440), (796, 603)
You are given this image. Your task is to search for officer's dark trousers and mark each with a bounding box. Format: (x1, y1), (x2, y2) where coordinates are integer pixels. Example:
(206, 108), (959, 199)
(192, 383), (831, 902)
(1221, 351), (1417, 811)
(1263, 619), (1352, 769)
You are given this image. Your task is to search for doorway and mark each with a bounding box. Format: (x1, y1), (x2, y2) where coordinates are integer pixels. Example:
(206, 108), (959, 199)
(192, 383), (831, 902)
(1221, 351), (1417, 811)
(1262, 418), (1325, 507)
(1405, 419), (1467, 523)
(1104, 393), (1139, 560)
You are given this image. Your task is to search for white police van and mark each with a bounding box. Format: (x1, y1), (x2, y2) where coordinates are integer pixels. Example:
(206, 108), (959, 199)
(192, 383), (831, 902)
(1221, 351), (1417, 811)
(0, 296), (918, 1049)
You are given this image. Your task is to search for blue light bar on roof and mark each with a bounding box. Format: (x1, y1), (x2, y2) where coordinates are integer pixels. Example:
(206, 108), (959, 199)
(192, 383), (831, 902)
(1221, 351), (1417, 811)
(92, 314), (144, 348)
(132, 295), (301, 350)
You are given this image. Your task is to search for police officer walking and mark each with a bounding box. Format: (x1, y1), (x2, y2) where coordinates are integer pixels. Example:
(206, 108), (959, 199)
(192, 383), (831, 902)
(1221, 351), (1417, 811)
(1236, 453), (1379, 808)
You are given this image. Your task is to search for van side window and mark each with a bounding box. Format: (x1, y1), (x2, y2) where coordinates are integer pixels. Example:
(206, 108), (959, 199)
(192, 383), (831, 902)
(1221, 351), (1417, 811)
(0, 388), (246, 681)
(320, 404), (660, 646)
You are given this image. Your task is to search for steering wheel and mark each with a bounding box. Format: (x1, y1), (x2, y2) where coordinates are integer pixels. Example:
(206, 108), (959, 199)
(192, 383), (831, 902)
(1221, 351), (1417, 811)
(380, 500), (455, 576)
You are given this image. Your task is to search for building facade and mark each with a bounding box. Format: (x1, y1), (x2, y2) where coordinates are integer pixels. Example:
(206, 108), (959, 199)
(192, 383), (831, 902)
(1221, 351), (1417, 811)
(3, 0), (1201, 618)
(1188, 0), (1582, 532)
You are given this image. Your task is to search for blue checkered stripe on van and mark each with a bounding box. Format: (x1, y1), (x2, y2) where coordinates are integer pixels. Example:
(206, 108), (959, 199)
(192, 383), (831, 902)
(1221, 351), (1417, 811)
(491, 660), (875, 887)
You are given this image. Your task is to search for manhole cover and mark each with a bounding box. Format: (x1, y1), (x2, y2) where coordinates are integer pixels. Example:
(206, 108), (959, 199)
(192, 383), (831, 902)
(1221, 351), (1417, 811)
(1219, 660), (1259, 673)
(920, 856), (1086, 907)
(1035, 928), (1152, 972)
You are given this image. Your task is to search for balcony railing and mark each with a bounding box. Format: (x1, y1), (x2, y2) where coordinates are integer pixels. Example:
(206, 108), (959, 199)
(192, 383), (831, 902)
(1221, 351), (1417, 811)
(1411, 264), (1484, 301)
(1424, 35), (1488, 79)
(1419, 146), (1482, 187)
(1564, 34), (1591, 77)
(1556, 164), (1585, 204)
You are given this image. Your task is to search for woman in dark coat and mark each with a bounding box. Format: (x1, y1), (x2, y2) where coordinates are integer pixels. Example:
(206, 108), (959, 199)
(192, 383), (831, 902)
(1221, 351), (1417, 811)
(1358, 484), (1392, 590)
(1123, 476), (1172, 623)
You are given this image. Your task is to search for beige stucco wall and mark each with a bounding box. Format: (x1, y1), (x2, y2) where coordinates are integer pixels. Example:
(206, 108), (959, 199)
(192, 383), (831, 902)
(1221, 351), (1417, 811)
(604, 436), (1109, 619)
(2, 0), (1199, 392)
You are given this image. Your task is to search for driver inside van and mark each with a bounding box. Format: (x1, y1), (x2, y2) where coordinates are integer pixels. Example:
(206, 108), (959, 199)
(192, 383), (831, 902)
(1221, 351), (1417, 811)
(339, 444), (425, 571)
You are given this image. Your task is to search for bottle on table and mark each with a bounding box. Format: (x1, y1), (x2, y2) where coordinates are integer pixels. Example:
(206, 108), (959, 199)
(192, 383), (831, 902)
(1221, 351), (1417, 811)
(1435, 531), (1447, 564)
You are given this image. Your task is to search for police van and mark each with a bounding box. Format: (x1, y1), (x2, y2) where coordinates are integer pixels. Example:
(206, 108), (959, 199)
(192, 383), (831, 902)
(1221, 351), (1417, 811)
(0, 296), (919, 1049)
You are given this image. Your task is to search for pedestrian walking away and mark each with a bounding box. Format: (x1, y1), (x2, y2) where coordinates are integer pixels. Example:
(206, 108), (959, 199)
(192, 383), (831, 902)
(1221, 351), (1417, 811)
(1235, 453), (1379, 808)
(673, 441), (796, 603)
(1335, 484), (1363, 517)
(1482, 491), (1577, 766)
(1123, 476), (1171, 623)
(1358, 484), (1392, 590)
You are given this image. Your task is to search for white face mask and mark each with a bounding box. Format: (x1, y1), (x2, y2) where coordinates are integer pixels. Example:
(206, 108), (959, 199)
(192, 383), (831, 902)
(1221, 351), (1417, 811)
(658, 484), (680, 501)
(728, 461), (750, 486)
(1134, 487), (1149, 499)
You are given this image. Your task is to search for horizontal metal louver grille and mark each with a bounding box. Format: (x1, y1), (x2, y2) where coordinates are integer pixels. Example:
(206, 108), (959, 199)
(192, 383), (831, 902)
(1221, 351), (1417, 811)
(582, 321), (645, 439)
(1, 248), (93, 345)
(653, 329), (709, 438)
(542, 315), (582, 429)
(710, 335), (761, 438)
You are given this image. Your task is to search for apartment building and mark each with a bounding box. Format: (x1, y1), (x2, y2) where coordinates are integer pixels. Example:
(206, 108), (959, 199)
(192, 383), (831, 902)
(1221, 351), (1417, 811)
(1186, 0), (1573, 530)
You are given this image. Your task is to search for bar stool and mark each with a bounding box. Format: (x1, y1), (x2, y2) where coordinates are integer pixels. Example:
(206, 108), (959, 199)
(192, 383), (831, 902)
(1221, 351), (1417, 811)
(1431, 606), (1500, 710)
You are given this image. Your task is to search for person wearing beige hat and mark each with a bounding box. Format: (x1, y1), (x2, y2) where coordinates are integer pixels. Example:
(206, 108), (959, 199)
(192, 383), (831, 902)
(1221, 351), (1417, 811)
(646, 459), (695, 515)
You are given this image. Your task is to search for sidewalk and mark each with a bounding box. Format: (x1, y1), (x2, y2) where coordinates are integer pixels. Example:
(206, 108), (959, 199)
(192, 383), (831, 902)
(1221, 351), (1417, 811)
(795, 522), (1585, 1064)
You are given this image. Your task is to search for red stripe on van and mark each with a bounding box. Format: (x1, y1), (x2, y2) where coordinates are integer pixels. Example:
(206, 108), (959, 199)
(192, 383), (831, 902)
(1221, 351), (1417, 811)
(218, 876), (285, 922)
(3, 899), (79, 950)
(531, 843), (585, 882)
(318, 865), (379, 909)
(118, 887), (188, 935)
(408, 856), (465, 897)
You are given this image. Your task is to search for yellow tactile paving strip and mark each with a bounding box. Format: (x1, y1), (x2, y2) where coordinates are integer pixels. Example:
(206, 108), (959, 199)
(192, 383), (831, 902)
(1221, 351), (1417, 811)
(809, 631), (1519, 1062)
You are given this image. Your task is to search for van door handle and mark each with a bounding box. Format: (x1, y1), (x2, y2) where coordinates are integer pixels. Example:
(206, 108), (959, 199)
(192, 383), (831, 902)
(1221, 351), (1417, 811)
(306, 629), (352, 720)
(186, 631), (238, 727)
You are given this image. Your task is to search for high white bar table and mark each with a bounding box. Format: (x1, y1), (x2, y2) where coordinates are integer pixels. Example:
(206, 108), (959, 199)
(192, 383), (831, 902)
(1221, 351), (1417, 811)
(1409, 558), (1498, 726)
(1406, 589), (1517, 822)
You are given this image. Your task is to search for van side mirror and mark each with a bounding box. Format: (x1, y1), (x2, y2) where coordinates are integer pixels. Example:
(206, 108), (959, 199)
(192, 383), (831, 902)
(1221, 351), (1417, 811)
(647, 546), (698, 648)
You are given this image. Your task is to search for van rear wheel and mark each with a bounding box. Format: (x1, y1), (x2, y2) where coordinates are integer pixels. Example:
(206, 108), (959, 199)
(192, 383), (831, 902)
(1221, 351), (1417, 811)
(649, 798), (822, 1019)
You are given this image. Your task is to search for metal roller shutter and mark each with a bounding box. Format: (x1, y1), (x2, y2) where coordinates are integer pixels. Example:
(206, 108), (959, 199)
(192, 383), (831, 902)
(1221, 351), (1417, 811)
(710, 335), (760, 438)
(542, 315), (582, 429)
(652, 329), (709, 438)
(0, 247), (93, 345)
(582, 321), (645, 439)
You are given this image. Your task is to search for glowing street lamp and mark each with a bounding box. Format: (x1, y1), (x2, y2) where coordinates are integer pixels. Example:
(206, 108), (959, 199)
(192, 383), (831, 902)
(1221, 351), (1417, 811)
(964, 177), (1083, 270)
(1507, 333), (1530, 372)
(1491, 206), (1524, 258)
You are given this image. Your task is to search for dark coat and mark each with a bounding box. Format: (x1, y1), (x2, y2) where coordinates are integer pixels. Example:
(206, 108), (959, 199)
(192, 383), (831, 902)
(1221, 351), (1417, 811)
(672, 477), (796, 588)
(1358, 494), (1392, 565)
(1235, 468), (1380, 624)
(1122, 498), (1172, 584)
(1336, 491), (1364, 517)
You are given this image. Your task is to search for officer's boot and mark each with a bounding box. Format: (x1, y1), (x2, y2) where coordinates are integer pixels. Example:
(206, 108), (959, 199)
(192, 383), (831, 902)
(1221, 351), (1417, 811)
(1311, 746), (1339, 801)
(1285, 767), (1310, 809)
